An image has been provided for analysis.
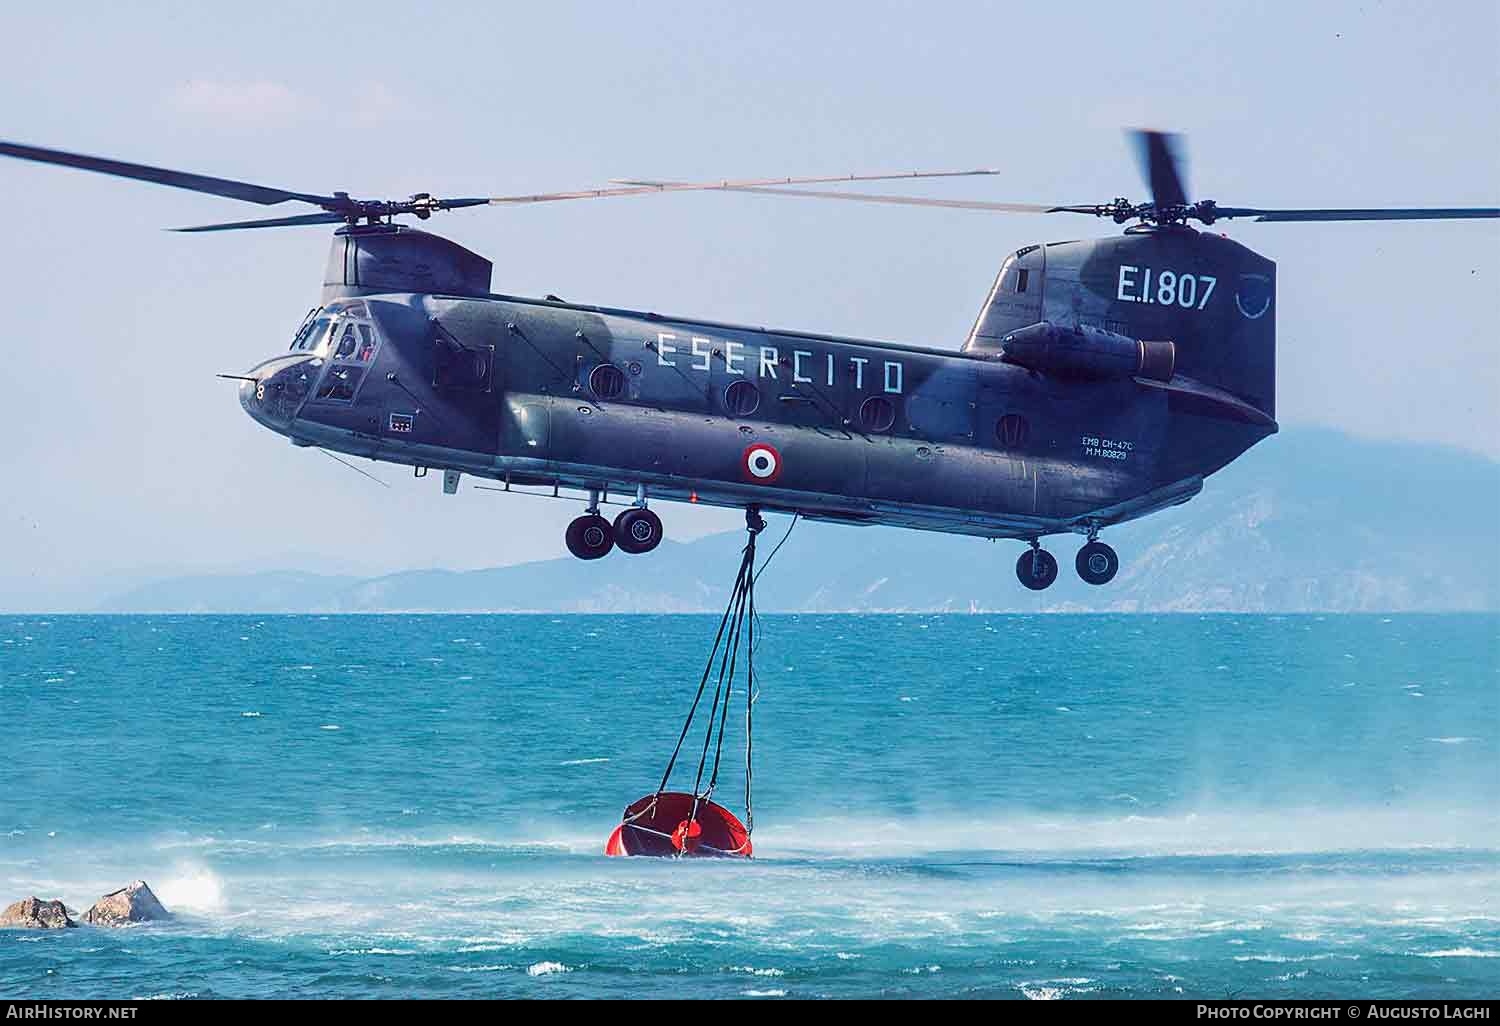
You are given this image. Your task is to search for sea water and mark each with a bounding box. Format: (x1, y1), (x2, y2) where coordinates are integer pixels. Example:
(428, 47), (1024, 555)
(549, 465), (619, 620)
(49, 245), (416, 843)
(1, 614), (1496, 999)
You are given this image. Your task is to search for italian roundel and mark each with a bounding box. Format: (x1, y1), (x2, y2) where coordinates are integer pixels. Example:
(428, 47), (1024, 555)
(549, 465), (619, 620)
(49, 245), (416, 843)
(742, 443), (783, 483)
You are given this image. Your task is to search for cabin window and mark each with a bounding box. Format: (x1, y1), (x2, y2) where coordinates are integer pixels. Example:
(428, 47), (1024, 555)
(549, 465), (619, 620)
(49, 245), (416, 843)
(589, 363), (626, 400)
(723, 380), (761, 417)
(858, 396), (896, 433)
(1015, 268), (1030, 293)
(996, 413), (1030, 449)
(434, 344), (493, 391)
(431, 321), (491, 392)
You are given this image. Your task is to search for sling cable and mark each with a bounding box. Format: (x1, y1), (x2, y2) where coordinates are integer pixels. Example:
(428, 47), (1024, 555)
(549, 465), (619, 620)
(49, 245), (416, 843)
(606, 507), (793, 858)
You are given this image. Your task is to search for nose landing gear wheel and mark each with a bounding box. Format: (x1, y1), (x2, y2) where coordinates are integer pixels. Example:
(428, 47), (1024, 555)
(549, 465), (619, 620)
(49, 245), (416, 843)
(613, 507), (663, 554)
(1075, 540), (1119, 585)
(1016, 546), (1059, 591)
(565, 513), (615, 560)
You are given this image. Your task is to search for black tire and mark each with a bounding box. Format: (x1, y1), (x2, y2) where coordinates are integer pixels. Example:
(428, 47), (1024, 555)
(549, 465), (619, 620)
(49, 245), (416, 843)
(1015, 547), (1058, 591)
(613, 507), (663, 554)
(1075, 540), (1119, 585)
(565, 514), (615, 560)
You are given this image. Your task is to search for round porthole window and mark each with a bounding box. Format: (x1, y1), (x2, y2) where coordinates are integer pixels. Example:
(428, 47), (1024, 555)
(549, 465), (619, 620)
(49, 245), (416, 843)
(723, 380), (761, 417)
(858, 396), (897, 433)
(996, 413), (1030, 449)
(589, 363), (626, 400)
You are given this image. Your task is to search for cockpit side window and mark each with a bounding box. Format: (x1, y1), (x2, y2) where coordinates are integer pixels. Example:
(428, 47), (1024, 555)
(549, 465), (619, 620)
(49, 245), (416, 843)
(356, 324), (377, 362)
(310, 313), (381, 403)
(334, 322), (359, 359)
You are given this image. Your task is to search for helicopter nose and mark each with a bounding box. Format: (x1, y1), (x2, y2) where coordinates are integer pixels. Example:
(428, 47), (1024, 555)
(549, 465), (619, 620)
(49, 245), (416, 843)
(237, 356), (314, 433)
(237, 374), (281, 428)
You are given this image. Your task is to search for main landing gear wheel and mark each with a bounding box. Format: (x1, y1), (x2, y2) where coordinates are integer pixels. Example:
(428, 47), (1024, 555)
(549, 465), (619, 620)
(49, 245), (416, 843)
(565, 513), (615, 560)
(1075, 540), (1119, 586)
(1016, 544), (1059, 591)
(613, 507), (663, 554)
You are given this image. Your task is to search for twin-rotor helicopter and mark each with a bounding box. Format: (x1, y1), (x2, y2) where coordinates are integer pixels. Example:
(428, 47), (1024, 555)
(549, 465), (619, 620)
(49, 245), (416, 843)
(3, 132), (1493, 589)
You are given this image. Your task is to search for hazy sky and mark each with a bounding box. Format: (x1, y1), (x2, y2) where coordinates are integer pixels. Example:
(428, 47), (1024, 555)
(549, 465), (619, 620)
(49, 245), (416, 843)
(1, 1), (1496, 608)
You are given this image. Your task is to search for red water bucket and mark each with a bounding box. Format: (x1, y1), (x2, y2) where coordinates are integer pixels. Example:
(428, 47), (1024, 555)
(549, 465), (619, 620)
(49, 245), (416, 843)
(604, 792), (752, 858)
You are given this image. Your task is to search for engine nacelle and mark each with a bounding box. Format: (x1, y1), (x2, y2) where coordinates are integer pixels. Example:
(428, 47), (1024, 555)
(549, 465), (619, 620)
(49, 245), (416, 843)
(995, 321), (1175, 382)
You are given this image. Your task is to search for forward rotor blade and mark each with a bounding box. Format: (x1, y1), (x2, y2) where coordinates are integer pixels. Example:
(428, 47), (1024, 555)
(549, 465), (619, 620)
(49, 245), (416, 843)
(170, 211), (349, 232)
(1215, 206), (1500, 222)
(434, 197), (492, 211)
(0, 140), (334, 207)
(1130, 129), (1189, 208)
(488, 184), (670, 205)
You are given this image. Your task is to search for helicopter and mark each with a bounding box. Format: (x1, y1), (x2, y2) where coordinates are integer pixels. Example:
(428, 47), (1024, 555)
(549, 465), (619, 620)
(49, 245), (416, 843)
(2, 132), (1494, 590)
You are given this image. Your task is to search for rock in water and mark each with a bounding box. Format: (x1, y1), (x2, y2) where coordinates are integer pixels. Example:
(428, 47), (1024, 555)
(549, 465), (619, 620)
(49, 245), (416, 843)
(1, 897), (77, 929)
(83, 881), (171, 926)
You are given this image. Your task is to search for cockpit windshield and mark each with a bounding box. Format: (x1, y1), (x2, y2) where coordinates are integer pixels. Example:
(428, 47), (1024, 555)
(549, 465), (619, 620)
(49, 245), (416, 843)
(291, 309), (332, 353)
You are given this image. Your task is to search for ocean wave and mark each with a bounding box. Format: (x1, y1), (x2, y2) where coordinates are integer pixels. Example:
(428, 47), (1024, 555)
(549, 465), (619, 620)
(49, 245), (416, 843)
(1232, 954), (1361, 963)
(328, 947), (421, 956)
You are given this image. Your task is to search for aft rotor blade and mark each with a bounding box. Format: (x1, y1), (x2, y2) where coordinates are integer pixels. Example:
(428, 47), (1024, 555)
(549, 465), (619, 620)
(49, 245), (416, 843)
(611, 168), (1002, 191)
(0, 140), (335, 207)
(170, 212), (349, 232)
(487, 169), (1003, 206)
(701, 184), (1063, 214)
(1215, 206), (1500, 222)
(1130, 129), (1189, 208)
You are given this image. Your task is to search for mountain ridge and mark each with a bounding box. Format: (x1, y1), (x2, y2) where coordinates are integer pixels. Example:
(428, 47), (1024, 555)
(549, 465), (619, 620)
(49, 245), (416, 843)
(95, 428), (1500, 614)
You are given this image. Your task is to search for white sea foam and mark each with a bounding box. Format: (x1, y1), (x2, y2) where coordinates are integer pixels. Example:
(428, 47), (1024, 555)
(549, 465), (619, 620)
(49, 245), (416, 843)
(526, 961), (570, 976)
(155, 866), (226, 914)
(749, 806), (1500, 859)
(559, 757), (611, 766)
(1021, 986), (1063, 1000)
(1415, 948), (1500, 958)
(742, 989), (787, 997)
